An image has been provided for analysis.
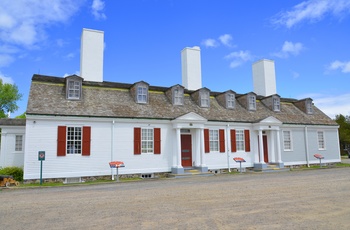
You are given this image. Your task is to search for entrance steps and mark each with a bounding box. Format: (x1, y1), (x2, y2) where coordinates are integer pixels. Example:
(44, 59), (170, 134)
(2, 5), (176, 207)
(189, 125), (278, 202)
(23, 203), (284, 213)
(252, 163), (290, 173)
(169, 168), (214, 179)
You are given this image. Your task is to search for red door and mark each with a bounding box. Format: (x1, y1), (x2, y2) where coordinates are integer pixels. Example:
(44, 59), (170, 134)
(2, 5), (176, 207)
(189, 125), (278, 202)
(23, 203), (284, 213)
(263, 135), (269, 163)
(181, 135), (192, 167)
(258, 135), (269, 163)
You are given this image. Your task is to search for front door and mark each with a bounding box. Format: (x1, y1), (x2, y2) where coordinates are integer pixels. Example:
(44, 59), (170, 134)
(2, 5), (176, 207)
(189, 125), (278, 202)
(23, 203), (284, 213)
(181, 135), (192, 167)
(263, 135), (269, 163)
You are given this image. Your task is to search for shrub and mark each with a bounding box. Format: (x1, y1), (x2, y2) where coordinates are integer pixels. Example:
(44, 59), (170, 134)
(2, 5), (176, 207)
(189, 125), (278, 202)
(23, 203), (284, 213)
(0, 166), (23, 182)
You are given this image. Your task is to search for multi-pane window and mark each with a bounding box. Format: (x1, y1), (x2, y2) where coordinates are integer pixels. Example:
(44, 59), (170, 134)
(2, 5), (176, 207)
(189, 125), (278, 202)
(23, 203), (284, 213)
(209, 130), (219, 151)
(67, 80), (81, 99)
(141, 128), (154, 153)
(306, 100), (313, 114)
(137, 86), (148, 103)
(67, 127), (82, 154)
(200, 91), (209, 107)
(15, 135), (23, 151)
(248, 95), (256, 110)
(236, 130), (245, 151)
(283, 131), (292, 151)
(317, 131), (325, 150)
(227, 93), (235, 109)
(273, 97), (280, 111)
(173, 88), (183, 105)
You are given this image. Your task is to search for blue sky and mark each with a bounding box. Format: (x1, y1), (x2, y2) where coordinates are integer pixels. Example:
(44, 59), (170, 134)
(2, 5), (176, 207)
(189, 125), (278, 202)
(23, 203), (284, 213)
(0, 0), (349, 118)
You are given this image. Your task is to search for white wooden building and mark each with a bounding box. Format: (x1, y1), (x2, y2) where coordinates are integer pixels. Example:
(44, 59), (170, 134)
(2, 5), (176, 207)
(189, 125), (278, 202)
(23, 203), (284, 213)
(0, 29), (340, 181)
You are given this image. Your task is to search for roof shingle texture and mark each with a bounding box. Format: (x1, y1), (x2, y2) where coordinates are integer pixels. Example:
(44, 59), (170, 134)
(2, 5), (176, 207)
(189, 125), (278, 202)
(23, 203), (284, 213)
(26, 75), (337, 125)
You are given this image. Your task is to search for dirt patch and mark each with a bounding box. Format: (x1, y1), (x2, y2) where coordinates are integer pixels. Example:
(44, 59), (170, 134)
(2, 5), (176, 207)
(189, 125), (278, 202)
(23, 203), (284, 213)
(1, 168), (350, 229)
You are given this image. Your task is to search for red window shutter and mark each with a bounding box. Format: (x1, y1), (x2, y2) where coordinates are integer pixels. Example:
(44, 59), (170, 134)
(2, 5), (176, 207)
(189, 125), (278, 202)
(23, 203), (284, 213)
(244, 130), (251, 152)
(231, 129), (237, 152)
(134, 127), (141, 155)
(204, 129), (210, 153)
(154, 128), (161, 154)
(219, 129), (225, 153)
(57, 126), (66, 156)
(82, 126), (91, 156)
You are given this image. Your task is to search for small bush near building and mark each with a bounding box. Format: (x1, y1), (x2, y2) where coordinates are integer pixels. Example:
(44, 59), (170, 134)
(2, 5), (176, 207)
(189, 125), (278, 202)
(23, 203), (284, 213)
(0, 167), (23, 182)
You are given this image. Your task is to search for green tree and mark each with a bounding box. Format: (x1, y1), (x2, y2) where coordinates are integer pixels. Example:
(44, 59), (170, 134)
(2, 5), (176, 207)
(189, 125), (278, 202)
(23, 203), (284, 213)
(0, 79), (22, 118)
(335, 114), (350, 155)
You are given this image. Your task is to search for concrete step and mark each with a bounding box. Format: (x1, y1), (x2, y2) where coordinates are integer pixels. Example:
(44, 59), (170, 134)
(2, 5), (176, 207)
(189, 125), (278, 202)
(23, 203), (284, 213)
(169, 169), (214, 178)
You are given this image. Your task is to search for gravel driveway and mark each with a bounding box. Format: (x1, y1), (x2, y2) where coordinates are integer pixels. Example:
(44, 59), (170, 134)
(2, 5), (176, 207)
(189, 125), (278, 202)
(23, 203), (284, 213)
(1, 168), (350, 230)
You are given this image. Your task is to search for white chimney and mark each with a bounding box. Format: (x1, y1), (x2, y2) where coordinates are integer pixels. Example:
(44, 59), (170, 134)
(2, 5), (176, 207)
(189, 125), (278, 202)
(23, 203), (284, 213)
(252, 59), (276, 96)
(181, 46), (202, 91)
(80, 28), (104, 82)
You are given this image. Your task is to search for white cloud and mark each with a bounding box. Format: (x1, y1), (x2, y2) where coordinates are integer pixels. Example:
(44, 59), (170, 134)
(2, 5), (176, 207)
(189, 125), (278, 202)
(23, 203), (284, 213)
(0, 72), (14, 84)
(0, 54), (15, 67)
(92, 0), (106, 20)
(201, 38), (219, 48)
(224, 50), (253, 68)
(272, 0), (350, 28)
(273, 41), (304, 58)
(219, 34), (233, 47)
(0, 0), (83, 67)
(306, 93), (350, 118)
(327, 60), (350, 73)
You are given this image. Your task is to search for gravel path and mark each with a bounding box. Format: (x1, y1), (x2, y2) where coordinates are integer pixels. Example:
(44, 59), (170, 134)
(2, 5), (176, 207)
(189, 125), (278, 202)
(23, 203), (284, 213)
(1, 168), (350, 230)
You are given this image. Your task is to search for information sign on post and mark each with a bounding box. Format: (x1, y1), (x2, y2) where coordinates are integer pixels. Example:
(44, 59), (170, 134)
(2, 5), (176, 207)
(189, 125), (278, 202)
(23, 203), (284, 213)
(38, 151), (45, 185)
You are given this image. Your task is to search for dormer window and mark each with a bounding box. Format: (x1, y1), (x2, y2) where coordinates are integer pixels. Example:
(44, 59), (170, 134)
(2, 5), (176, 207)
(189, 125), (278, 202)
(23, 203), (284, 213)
(200, 90), (210, 107)
(227, 93), (235, 109)
(248, 94), (256, 110)
(306, 99), (313, 114)
(273, 97), (280, 112)
(173, 87), (184, 105)
(66, 75), (82, 100)
(137, 85), (148, 103)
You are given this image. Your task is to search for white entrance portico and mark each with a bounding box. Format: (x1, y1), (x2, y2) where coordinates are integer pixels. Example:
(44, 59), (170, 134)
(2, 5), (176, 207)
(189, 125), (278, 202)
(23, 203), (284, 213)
(253, 116), (284, 170)
(171, 112), (208, 174)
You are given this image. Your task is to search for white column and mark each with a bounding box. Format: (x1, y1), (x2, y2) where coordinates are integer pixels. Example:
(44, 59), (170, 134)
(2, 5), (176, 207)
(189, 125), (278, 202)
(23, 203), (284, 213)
(259, 130), (264, 163)
(176, 128), (182, 167)
(276, 129), (282, 163)
(195, 129), (201, 167)
(270, 131), (276, 162)
(200, 128), (206, 166)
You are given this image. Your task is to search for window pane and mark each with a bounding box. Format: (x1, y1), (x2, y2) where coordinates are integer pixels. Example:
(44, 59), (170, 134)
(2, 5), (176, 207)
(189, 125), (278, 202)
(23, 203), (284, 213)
(67, 127), (82, 154)
(67, 80), (81, 99)
(209, 130), (219, 151)
(283, 131), (292, 150)
(236, 130), (245, 151)
(141, 128), (154, 153)
(318, 131), (325, 149)
(15, 135), (23, 151)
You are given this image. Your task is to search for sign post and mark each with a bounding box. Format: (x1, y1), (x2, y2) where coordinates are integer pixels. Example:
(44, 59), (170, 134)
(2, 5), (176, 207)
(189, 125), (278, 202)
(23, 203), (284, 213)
(38, 151), (45, 185)
(109, 161), (125, 182)
(233, 157), (246, 173)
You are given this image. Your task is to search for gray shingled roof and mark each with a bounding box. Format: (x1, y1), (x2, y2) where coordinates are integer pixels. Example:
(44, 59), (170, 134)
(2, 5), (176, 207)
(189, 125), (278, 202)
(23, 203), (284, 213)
(0, 118), (26, 126)
(26, 74), (337, 126)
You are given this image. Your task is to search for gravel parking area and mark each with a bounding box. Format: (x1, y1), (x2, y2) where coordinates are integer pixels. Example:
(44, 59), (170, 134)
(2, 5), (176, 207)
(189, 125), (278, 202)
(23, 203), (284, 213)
(1, 168), (350, 230)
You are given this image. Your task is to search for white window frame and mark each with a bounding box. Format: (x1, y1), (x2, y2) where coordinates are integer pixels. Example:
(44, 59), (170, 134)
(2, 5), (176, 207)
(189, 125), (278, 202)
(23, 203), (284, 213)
(67, 126), (82, 154)
(248, 95), (256, 110)
(137, 86), (148, 103)
(67, 79), (81, 100)
(15, 135), (23, 151)
(141, 128), (154, 153)
(236, 130), (245, 151)
(173, 87), (184, 105)
(317, 131), (326, 150)
(226, 93), (235, 109)
(209, 129), (219, 152)
(282, 130), (293, 151)
(200, 91), (210, 107)
(273, 97), (280, 111)
(306, 100), (313, 114)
